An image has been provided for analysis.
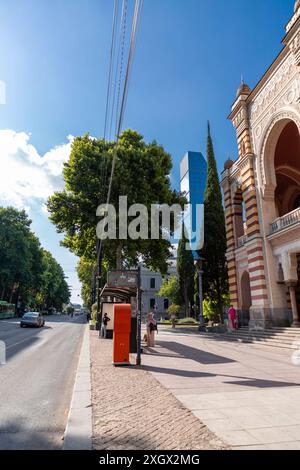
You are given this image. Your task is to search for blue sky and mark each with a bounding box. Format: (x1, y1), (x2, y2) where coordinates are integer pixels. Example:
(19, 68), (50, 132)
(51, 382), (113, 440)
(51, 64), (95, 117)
(0, 0), (295, 302)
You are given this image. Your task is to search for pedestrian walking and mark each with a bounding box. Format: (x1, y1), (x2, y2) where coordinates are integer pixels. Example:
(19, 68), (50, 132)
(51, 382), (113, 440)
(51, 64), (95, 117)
(228, 305), (237, 332)
(101, 313), (110, 339)
(171, 312), (176, 329)
(146, 312), (157, 347)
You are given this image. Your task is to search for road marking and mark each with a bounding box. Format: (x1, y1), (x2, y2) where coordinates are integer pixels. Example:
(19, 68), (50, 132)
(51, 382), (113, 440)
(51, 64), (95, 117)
(3, 319), (86, 351)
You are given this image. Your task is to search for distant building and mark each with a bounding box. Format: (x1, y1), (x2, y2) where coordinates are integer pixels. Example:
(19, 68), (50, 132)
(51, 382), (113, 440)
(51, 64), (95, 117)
(180, 151), (207, 257)
(140, 259), (177, 319)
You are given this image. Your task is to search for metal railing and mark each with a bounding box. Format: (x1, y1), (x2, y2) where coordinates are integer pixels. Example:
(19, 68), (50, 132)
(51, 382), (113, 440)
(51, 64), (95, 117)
(237, 234), (248, 248)
(270, 207), (300, 234)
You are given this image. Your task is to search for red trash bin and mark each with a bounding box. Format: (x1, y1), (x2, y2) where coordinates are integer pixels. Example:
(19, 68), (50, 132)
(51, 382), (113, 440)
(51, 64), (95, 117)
(113, 304), (131, 366)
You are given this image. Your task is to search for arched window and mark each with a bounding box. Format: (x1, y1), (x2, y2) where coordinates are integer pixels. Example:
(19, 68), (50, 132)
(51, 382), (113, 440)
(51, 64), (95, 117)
(233, 187), (246, 242)
(274, 121), (300, 217)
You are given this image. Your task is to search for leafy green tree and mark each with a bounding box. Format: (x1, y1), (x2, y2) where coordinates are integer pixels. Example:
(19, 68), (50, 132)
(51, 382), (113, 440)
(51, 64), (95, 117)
(177, 233), (195, 317)
(37, 250), (70, 311)
(157, 275), (181, 305)
(202, 123), (228, 317)
(0, 207), (42, 305)
(47, 130), (184, 276)
(76, 257), (96, 308)
(0, 207), (69, 310)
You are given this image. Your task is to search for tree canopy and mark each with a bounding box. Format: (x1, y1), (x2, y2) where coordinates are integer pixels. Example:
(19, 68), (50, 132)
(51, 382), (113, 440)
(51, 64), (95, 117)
(202, 124), (228, 315)
(48, 129), (184, 276)
(157, 275), (181, 306)
(0, 206), (70, 310)
(177, 233), (195, 317)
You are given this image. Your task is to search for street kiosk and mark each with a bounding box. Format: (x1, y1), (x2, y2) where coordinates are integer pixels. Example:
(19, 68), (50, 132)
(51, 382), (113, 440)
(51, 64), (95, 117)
(113, 304), (131, 366)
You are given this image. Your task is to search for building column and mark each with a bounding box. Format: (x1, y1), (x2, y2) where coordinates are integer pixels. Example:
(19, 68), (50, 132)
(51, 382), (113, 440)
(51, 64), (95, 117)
(240, 156), (271, 329)
(281, 252), (300, 327)
(222, 178), (239, 309)
(286, 281), (300, 328)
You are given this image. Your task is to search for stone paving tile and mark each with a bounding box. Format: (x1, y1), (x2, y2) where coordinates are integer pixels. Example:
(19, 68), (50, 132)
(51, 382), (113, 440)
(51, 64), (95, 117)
(267, 441), (300, 450)
(214, 430), (260, 447)
(141, 327), (300, 450)
(247, 426), (295, 444)
(90, 332), (227, 451)
(235, 444), (269, 450)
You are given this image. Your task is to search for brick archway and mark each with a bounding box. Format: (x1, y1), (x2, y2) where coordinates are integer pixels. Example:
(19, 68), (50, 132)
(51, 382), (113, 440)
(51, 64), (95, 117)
(259, 112), (300, 196)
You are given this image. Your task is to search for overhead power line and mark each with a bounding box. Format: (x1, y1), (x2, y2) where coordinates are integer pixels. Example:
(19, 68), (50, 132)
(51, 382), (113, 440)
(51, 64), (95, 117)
(106, 0), (143, 207)
(103, 0), (120, 141)
(94, 0), (143, 308)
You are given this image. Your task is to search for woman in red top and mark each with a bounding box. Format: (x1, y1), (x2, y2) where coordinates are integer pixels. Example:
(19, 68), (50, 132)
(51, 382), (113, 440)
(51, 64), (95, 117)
(228, 306), (237, 331)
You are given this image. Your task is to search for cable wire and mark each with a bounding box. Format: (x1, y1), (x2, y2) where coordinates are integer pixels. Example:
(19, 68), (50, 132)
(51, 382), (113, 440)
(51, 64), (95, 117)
(106, 0), (143, 207)
(96, 0), (143, 272)
(103, 0), (119, 141)
(109, 0), (128, 141)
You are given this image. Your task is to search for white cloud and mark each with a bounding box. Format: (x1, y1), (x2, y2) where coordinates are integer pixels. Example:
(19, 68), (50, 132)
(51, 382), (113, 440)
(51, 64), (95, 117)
(0, 130), (72, 211)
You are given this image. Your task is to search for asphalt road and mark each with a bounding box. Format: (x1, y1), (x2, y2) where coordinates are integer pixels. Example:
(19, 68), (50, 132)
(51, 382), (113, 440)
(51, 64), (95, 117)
(0, 315), (86, 450)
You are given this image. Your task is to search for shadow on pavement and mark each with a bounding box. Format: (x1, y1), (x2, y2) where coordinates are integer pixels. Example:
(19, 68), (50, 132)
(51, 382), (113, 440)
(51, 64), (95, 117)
(143, 341), (300, 389)
(93, 435), (153, 451)
(143, 365), (213, 378)
(0, 418), (63, 450)
(154, 341), (236, 364)
(144, 364), (300, 388)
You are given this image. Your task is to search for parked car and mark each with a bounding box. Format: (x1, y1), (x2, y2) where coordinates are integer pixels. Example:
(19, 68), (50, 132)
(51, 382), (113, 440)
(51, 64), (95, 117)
(20, 312), (45, 328)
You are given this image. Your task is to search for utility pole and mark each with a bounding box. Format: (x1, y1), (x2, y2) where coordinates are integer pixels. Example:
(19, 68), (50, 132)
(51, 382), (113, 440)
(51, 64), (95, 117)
(96, 240), (104, 333)
(136, 264), (142, 366)
(195, 258), (205, 331)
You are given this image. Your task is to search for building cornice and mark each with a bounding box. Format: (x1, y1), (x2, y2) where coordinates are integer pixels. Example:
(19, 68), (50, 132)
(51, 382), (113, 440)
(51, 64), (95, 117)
(228, 15), (300, 122)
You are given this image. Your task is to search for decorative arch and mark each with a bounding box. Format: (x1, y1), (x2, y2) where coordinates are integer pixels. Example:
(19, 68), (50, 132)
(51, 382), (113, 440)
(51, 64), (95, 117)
(258, 110), (300, 197)
(240, 271), (252, 311)
(231, 185), (246, 241)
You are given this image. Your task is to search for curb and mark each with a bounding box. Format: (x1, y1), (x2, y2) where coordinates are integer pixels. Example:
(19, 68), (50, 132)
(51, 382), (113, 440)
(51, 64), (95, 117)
(63, 324), (92, 450)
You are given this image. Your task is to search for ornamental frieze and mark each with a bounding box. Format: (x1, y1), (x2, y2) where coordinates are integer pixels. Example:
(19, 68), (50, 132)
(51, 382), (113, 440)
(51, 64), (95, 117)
(249, 55), (297, 125)
(252, 80), (300, 147)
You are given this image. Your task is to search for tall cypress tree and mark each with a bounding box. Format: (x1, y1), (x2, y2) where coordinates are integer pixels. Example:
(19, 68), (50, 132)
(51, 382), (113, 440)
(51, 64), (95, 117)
(202, 123), (228, 318)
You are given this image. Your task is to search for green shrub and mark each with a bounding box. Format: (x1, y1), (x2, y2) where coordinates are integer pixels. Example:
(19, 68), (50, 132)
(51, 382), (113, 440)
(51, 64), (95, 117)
(177, 317), (198, 325)
(167, 304), (181, 316)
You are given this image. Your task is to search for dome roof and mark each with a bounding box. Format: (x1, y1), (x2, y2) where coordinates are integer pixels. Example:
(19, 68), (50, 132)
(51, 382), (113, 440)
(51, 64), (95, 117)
(236, 82), (251, 98)
(295, 0), (300, 13)
(224, 158), (234, 170)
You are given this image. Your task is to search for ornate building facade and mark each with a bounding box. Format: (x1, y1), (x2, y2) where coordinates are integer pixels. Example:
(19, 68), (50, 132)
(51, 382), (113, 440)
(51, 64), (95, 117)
(221, 1), (300, 329)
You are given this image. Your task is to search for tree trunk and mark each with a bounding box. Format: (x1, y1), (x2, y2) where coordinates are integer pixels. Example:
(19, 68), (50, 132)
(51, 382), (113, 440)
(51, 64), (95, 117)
(184, 282), (189, 317)
(216, 279), (223, 324)
(1, 285), (6, 300)
(116, 244), (123, 270)
(9, 288), (14, 303)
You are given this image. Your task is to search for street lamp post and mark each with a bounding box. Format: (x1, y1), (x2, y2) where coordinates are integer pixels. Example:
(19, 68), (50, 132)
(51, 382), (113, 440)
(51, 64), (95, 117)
(195, 258), (205, 331)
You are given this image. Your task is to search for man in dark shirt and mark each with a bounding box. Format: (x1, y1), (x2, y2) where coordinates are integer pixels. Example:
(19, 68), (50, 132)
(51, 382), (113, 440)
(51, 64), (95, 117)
(101, 313), (110, 338)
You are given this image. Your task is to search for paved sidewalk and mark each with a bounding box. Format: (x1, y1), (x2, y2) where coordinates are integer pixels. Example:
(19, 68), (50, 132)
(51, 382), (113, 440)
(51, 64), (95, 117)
(64, 325), (92, 450)
(90, 331), (227, 450)
(141, 327), (300, 450)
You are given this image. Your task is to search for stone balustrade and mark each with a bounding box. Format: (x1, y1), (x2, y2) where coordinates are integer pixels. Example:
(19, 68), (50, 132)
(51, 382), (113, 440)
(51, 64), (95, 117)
(270, 207), (300, 234)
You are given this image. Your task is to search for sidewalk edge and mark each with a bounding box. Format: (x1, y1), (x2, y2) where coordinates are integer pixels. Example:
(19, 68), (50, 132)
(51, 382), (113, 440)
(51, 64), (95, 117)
(63, 324), (92, 450)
